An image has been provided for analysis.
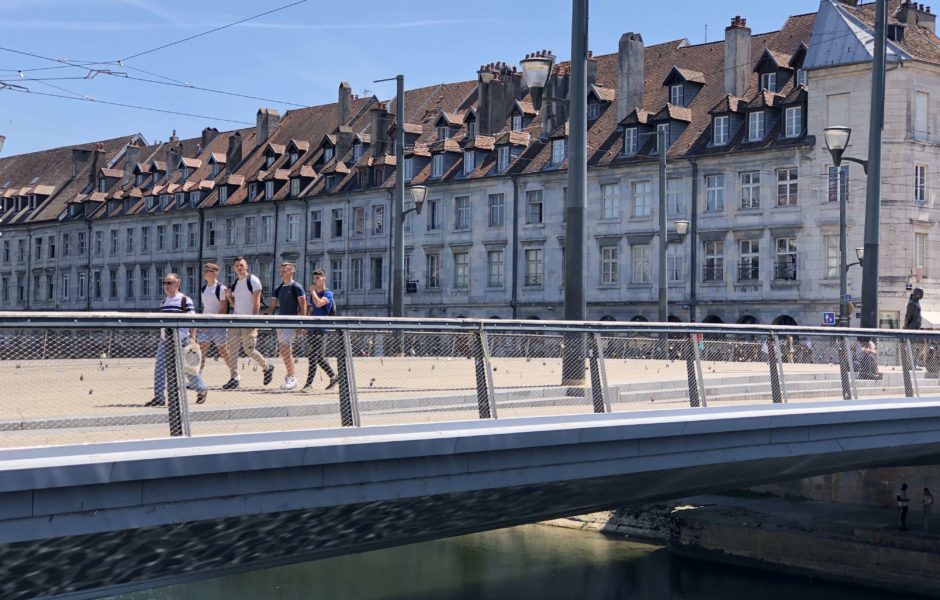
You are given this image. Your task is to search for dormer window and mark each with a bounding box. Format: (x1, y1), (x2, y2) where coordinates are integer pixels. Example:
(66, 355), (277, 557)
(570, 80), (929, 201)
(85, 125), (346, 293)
(159, 194), (170, 210)
(353, 143), (363, 161)
(145, 196), (155, 210)
(432, 155), (444, 178)
(713, 116), (729, 146)
(180, 167), (190, 182)
(760, 72), (777, 92)
(136, 172), (146, 186)
(512, 114), (523, 131)
(265, 154), (275, 168)
(189, 191), (200, 207)
(438, 125), (449, 141)
(323, 147), (334, 162)
(797, 69), (807, 87)
(551, 139), (567, 165)
(670, 84), (684, 107)
(28, 195), (37, 210)
(98, 179), (107, 193)
(587, 102), (602, 120)
(289, 150), (299, 165)
(248, 182), (258, 201)
(624, 127), (638, 155)
(497, 146), (510, 171)
(265, 180), (274, 198)
(152, 171), (162, 184)
(748, 111), (765, 141)
(210, 162), (220, 177)
(463, 150), (475, 175)
(785, 106), (802, 138)
(290, 177), (300, 197)
(218, 186), (228, 205)
(175, 192), (185, 207)
(466, 121), (476, 139)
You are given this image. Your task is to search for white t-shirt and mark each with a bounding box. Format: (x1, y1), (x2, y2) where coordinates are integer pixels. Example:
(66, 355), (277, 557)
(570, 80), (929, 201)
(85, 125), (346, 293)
(201, 281), (228, 314)
(231, 274), (262, 315)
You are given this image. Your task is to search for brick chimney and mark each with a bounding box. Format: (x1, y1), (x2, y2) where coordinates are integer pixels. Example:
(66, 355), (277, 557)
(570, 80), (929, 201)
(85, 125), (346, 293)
(338, 81), (353, 127)
(336, 125), (355, 161)
(724, 16), (751, 97)
(123, 140), (141, 183)
(226, 132), (243, 173)
(476, 62), (521, 136)
(256, 108), (281, 146)
(370, 102), (389, 156)
(89, 142), (105, 190)
(897, 1), (936, 33)
(165, 143), (180, 181)
(168, 129), (179, 143)
(618, 33), (645, 122)
(201, 127), (219, 149)
(71, 148), (93, 179)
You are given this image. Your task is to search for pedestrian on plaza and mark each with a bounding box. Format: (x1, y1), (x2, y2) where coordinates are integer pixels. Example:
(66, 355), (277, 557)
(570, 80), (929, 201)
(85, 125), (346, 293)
(855, 337), (882, 380)
(197, 262), (235, 377)
(266, 262), (307, 391)
(923, 487), (934, 534)
(147, 273), (207, 406)
(303, 268), (338, 392)
(898, 482), (911, 531)
(904, 288), (924, 330)
(223, 257), (274, 389)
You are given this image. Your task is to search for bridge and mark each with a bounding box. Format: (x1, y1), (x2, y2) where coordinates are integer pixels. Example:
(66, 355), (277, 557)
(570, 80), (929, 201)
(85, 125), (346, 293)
(1, 313), (939, 599)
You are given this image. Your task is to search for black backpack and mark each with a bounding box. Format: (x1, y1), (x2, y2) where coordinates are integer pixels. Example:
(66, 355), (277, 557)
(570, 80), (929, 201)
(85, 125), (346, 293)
(200, 282), (223, 301)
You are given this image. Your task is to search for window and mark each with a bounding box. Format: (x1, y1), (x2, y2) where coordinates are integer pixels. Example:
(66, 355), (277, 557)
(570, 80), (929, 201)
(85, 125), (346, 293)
(624, 127), (638, 154)
(775, 238), (798, 280)
(204, 221), (215, 247)
(601, 183), (620, 220)
(487, 250), (504, 287)
(17, 239), (26, 262)
(187, 222), (197, 248)
(225, 218), (236, 245)
(497, 146), (510, 171)
(760, 72), (776, 92)
(587, 102), (602, 120)
(332, 208), (344, 238)
(705, 174), (725, 212)
(323, 146), (334, 162)
(627, 181), (649, 217)
(290, 178), (300, 198)
(512, 114), (523, 131)
(827, 93), (849, 127)
(156, 225), (166, 251)
(748, 111), (765, 141)
(739, 239), (760, 281)
(525, 248), (543, 286)
(670, 84), (683, 106)
(286, 213), (299, 242)
(915, 164), (928, 203)
(106, 229), (117, 255)
(463, 151), (475, 174)
(169, 223), (180, 249)
(372, 205), (384, 235)
(330, 258), (344, 290)
(175, 192), (185, 207)
(797, 68), (807, 87)
(404, 158), (414, 181)
(33, 237), (43, 262)
(248, 183), (258, 201)
(353, 143), (363, 161)
(47, 236), (55, 259)
(703, 241), (724, 281)
(551, 139), (567, 165)
(666, 178), (683, 216)
(62, 234), (70, 257)
(0, 276), (7, 304)
(828, 166), (848, 204)
(123, 228), (134, 253)
(776, 169), (798, 206)
(264, 181), (274, 199)
(426, 254), (441, 289)
(432, 155), (444, 178)
(219, 186), (228, 205)
(631, 245), (651, 284)
(656, 123), (670, 152)
(712, 116), (729, 146)
(667, 245), (683, 282)
(77, 272), (86, 299)
(239, 216), (254, 244)
(77, 231), (86, 255)
(370, 257), (383, 290)
(123, 267), (135, 299)
(784, 106), (802, 138)
(348, 206), (364, 236)
(601, 246), (619, 285)
(454, 196), (470, 230)
(31, 273), (40, 301)
(740, 171), (761, 209)
(453, 251), (469, 288)
(60, 273), (69, 301)
(915, 91), (929, 141)
(261, 215), (273, 243)
(351, 258), (363, 291)
(824, 235), (840, 279)
(92, 270), (102, 299)
(488, 193), (505, 227)
(427, 199), (441, 230)
(438, 125), (449, 140)
(916, 232), (929, 278)
(526, 190), (543, 224)
(310, 211), (322, 239)
(108, 268), (118, 298)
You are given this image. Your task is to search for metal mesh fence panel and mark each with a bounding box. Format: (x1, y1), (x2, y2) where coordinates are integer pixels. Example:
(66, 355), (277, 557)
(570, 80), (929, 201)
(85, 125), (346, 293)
(777, 335), (851, 403)
(601, 333), (690, 410)
(698, 333), (772, 405)
(850, 336), (909, 399)
(487, 331), (593, 419)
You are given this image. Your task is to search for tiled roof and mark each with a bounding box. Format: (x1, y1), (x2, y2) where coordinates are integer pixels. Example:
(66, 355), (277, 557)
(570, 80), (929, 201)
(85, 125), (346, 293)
(709, 94), (747, 114)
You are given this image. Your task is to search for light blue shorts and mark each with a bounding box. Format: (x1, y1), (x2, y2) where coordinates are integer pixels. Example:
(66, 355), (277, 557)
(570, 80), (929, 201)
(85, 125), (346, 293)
(197, 328), (227, 345)
(276, 328), (299, 345)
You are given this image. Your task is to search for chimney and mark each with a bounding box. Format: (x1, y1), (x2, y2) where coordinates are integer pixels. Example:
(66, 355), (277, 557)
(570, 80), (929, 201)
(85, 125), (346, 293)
(542, 60), (570, 139)
(336, 125), (355, 161)
(477, 62), (521, 136)
(618, 33), (645, 122)
(71, 148), (93, 180)
(587, 51), (598, 89)
(165, 143), (180, 181)
(338, 81), (353, 126)
(89, 142), (105, 189)
(168, 129), (179, 143)
(201, 127), (219, 149)
(370, 102), (389, 156)
(897, 1), (936, 33)
(226, 132), (243, 173)
(256, 108), (281, 146)
(123, 140), (141, 183)
(724, 16), (751, 97)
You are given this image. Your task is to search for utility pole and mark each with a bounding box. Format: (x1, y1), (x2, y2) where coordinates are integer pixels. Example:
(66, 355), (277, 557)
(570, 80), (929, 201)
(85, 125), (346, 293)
(658, 126), (668, 323)
(861, 0), (886, 329)
(390, 75), (406, 318)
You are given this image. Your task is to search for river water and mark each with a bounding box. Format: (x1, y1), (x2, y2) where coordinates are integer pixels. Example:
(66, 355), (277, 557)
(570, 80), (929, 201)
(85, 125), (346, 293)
(110, 524), (906, 600)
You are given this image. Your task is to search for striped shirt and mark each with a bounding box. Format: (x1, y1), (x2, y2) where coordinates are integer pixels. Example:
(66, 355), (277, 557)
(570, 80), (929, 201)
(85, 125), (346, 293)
(160, 292), (195, 339)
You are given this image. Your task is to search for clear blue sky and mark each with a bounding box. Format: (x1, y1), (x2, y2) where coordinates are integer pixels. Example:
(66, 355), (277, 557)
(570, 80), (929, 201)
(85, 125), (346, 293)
(0, 0), (823, 156)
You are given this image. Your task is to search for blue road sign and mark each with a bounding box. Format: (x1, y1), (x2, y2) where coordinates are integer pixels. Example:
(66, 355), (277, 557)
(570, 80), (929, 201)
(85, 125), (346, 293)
(844, 294), (852, 302)
(822, 312), (836, 326)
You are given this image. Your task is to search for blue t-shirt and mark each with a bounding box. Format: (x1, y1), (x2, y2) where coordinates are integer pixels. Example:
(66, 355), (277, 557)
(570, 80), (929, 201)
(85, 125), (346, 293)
(274, 281), (305, 316)
(311, 289), (334, 317)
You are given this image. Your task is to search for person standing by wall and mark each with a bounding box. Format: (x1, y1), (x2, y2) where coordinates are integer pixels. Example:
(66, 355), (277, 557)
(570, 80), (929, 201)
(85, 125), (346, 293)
(266, 262), (307, 391)
(898, 482), (911, 531)
(147, 273), (207, 406)
(198, 262), (235, 379)
(904, 288), (924, 330)
(304, 268), (337, 392)
(923, 487), (934, 534)
(224, 257), (274, 388)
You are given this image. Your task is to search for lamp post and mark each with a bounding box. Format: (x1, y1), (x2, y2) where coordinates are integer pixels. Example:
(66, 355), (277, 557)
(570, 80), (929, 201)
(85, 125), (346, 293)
(391, 185), (427, 317)
(0, 135), (5, 153)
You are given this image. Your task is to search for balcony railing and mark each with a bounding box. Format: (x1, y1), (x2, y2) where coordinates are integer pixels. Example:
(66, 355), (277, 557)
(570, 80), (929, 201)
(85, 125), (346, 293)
(738, 261), (760, 281)
(703, 264), (723, 282)
(525, 273), (543, 286)
(774, 259), (797, 281)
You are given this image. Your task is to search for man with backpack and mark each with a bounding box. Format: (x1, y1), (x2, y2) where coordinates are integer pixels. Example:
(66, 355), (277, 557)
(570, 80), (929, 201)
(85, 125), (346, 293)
(266, 262), (308, 390)
(224, 256), (275, 388)
(304, 268), (338, 391)
(197, 262), (235, 379)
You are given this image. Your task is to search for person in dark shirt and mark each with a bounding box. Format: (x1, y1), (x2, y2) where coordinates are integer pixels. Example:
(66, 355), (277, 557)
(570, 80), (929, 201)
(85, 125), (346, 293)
(904, 288), (924, 330)
(266, 262), (307, 391)
(304, 268), (337, 392)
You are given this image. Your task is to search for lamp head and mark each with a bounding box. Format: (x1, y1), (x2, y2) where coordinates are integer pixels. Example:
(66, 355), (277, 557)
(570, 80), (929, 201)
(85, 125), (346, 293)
(520, 51), (555, 110)
(823, 126), (851, 168)
(855, 246), (864, 265)
(674, 220), (689, 237)
(409, 185), (428, 215)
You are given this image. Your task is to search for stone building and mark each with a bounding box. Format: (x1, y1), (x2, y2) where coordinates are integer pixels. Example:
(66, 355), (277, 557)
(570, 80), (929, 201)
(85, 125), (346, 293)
(0, 0), (938, 327)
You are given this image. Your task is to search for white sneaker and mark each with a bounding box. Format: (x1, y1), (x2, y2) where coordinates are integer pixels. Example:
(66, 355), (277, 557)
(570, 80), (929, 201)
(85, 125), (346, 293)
(281, 376), (298, 391)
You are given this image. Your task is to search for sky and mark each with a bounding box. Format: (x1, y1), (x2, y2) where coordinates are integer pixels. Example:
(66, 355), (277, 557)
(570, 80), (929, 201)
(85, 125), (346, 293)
(0, 0), (823, 156)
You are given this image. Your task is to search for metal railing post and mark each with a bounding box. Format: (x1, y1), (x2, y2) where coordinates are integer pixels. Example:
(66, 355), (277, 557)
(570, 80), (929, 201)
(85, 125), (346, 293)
(473, 328), (497, 419)
(836, 336), (852, 400)
(588, 333), (611, 413)
(691, 333), (707, 407)
(843, 336), (858, 400)
(767, 333), (784, 404)
(165, 327), (186, 437)
(905, 339), (920, 397)
(337, 329), (360, 427)
(686, 333), (701, 407)
(900, 336), (915, 398)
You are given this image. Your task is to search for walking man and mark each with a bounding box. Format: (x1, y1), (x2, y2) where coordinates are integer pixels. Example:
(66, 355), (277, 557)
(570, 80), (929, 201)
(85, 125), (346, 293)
(266, 262), (307, 390)
(898, 482), (911, 531)
(198, 262), (235, 377)
(224, 257), (274, 388)
(304, 268), (338, 391)
(147, 273), (207, 406)
(904, 288), (924, 330)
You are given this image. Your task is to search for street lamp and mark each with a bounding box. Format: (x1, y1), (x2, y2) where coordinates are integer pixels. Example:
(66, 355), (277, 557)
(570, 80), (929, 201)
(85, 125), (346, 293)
(391, 184), (427, 317)
(519, 51), (555, 110)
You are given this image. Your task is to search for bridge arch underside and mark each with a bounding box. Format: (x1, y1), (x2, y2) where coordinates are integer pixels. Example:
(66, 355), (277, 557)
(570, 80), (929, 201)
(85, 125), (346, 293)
(2, 401), (940, 600)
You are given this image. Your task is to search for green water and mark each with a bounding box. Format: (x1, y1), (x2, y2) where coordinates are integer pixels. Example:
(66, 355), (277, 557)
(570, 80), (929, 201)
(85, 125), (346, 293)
(111, 524), (907, 600)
